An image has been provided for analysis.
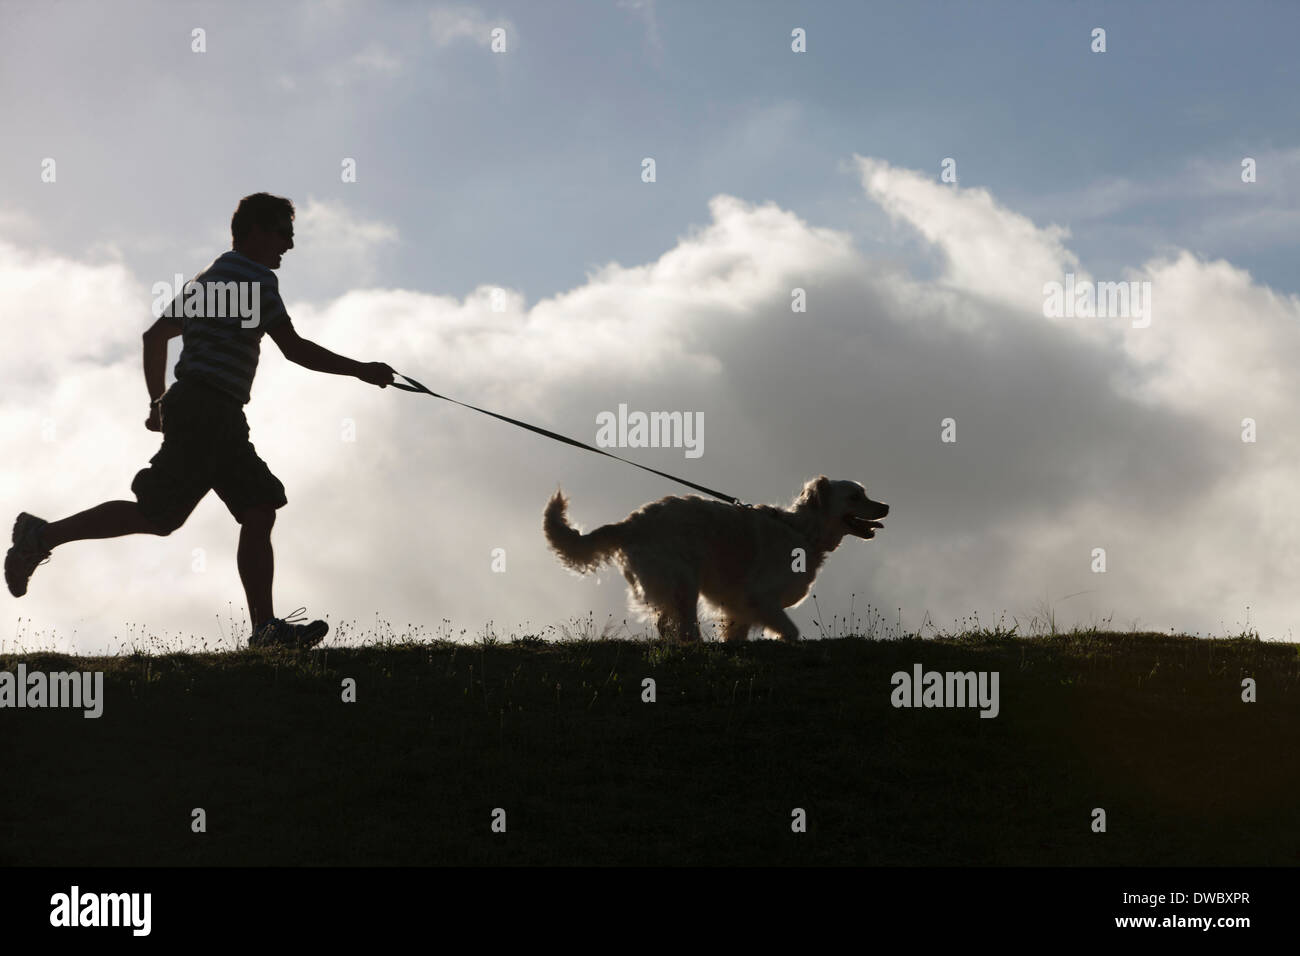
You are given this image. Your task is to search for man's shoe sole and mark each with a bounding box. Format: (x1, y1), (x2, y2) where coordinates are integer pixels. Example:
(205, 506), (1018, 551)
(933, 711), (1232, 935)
(5, 513), (50, 597)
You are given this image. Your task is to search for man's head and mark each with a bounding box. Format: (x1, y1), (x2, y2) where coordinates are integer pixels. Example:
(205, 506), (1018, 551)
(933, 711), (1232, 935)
(231, 193), (295, 270)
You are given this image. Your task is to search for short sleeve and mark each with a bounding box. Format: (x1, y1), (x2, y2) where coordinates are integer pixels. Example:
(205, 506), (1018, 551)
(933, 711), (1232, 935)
(258, 276), (289, 332)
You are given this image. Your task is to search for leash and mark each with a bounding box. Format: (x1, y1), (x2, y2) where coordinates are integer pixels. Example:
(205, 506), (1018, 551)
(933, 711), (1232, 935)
(388, 372), (745, 505)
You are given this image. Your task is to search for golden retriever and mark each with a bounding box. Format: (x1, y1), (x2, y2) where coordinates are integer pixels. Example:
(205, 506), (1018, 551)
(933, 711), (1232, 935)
(543, 476), (888, 642)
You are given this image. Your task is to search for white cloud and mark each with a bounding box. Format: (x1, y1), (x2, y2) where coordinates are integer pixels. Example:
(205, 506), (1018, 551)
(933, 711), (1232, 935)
(855, 155), (1081, 319)
(0, 238), (143, 384)
(283, 198), (399, 294)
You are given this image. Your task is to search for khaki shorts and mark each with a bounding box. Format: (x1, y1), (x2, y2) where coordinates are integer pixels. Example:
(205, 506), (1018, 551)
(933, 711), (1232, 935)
(131, 377), (287, 530)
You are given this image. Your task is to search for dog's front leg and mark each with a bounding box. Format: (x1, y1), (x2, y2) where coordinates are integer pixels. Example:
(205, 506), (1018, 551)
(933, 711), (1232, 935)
(722, 617), (752, 643)
(756, 605), (801, 643)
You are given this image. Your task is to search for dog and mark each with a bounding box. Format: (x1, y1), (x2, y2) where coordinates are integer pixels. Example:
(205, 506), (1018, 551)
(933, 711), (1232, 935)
(543, 476), (888, 643)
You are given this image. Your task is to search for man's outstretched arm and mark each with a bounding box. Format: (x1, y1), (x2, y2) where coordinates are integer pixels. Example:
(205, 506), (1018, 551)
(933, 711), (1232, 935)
(267, 320), (394, 386)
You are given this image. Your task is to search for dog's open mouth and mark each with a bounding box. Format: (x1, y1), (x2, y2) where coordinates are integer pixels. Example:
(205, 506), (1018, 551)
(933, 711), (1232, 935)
(843, 515), (885, 538)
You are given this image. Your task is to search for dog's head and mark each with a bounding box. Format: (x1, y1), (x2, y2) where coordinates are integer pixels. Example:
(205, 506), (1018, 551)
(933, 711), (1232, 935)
(794, 475), (889, 550)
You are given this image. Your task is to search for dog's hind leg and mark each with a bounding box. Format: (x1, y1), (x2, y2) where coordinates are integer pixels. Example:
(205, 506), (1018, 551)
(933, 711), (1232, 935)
(627, 552), (700, 643)
(656, 589), (701, 643)
(676, 593), (701, 643)
(650, 579), (701, 643)
(755, 604), (800, 643)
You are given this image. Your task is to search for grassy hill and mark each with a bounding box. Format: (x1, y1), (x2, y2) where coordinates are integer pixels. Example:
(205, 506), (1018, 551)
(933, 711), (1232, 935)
(2, 628), (1297, 865)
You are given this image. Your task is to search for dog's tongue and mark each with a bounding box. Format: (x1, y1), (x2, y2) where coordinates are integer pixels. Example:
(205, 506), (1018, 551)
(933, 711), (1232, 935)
(844, 515), (884, 537)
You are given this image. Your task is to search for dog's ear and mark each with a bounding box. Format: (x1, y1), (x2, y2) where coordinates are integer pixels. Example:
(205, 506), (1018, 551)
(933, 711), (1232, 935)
(800, 475), (832, 511)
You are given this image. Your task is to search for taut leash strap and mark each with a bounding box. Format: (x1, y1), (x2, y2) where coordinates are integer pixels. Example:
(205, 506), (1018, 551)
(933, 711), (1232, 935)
(389, 373), (743, 505)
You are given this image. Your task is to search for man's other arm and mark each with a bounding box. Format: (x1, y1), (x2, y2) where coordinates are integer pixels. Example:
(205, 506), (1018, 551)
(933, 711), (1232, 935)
(142, 316), (182, 402)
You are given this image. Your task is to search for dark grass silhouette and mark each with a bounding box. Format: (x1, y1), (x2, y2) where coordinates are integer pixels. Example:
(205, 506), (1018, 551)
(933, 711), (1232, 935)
(2, 626), (1297, 865)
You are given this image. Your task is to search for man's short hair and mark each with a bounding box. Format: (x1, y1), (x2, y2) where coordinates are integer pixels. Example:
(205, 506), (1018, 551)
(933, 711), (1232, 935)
(231, 193), (295, 245)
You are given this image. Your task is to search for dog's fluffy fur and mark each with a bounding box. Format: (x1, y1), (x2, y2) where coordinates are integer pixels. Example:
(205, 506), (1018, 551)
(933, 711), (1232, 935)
(543, 476), (888, 643)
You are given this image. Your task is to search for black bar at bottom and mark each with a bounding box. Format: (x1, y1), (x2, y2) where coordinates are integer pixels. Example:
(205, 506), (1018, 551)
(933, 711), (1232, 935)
(2, 865), (1280, 942)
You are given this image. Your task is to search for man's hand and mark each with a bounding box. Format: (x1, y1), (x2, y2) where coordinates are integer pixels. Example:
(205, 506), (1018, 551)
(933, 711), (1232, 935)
(357, 362), (396, 388)
(145, 403), (163, 432)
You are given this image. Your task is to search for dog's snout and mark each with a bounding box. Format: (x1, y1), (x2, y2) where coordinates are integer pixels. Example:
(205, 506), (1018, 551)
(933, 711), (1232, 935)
(872, 501), (889, 519)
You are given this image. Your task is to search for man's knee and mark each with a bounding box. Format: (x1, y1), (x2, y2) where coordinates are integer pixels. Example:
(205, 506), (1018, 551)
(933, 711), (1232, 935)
(142, 511), (182, 536)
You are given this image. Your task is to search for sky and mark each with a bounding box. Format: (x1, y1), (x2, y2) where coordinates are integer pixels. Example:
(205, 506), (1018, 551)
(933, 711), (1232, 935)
(2, 0), (1299, 652)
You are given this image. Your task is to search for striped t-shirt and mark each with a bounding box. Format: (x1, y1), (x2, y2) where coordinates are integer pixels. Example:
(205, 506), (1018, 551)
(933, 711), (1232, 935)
(170, 251), (290, 405)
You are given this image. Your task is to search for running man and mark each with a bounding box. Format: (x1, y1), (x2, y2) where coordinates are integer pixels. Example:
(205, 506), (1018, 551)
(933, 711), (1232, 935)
(5, 193), (395, 648)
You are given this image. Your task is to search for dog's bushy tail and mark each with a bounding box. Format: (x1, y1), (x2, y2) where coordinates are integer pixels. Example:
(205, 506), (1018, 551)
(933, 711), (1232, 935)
(544, 489), (621, 574)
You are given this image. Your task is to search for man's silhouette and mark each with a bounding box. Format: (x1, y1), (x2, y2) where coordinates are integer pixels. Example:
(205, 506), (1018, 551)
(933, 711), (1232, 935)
(5, 193), (395, 648)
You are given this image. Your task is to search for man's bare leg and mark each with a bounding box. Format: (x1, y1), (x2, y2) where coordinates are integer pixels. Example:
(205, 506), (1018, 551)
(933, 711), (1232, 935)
(42, 500), (167, 549)
(237, 505), (275, 630)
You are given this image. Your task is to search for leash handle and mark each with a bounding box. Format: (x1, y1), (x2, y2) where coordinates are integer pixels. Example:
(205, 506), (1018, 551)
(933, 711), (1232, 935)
(390, 373), (745, 506)
(388, 373), (435, 394)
